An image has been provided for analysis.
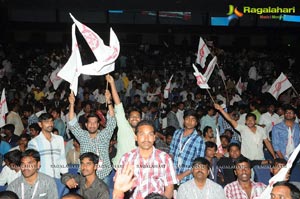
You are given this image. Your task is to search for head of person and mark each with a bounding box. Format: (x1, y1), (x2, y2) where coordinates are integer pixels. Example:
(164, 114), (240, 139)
(144, 193), (168, 199)
(245, 113), (256, 128)
(82, 102), (92, 114)
(249, 102), (258, 111)
(271, 181), (300, 199)
(228, 143), (241, 159)
(38, 113), (54, 134)
(4, 150), (22, 171)
(205, 141), (217, 158)
(20, 149), (41, 179)
(267, 104), (276, 114)
(18, 134), (31, 149)
(202, 126), (213, 140)
(85, 112), (100, 134)
(127, 108), (141, 129)
(135, 120), (156, 151)
(220, 135), (230, 149)
(52, 128), (59, 135)
(165, 126), (176, 146)
(283, 105), (296, 122)
(51, 107), (61, 120)
(206, 106), (215, 116)
(234, 156), (252, 183)
(70, 134), (80, 148)
(0, 191), (20, 199)
(192, 157), (210, 182)
(271, 158), (287, 176)
(61, 193), (84, 199)
(170, 104), (178, 113)
(177, 102), (185, 111)
(183, 109), (198, 130)
(224, 129), (233, 141)
(79, 152), (99, 177)
(29, 123), (41, 138)
(23, 104), (34, 118)
(2, 124), (15, 137)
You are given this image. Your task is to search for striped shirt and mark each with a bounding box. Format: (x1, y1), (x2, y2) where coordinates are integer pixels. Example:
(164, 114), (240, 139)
(224, 180), (266, 199)
(170, 129), (206, 184)
(69, 115), (116, 179)
(119, 147), (177, 199)
(28, 133), (68, 179)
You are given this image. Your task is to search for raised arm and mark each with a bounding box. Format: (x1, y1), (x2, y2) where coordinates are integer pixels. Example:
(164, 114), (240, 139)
(106, 74), (121, 105)
(105, 89), (115, 117)
(214, 103), (238, 128)
(68, 91), (76, 120)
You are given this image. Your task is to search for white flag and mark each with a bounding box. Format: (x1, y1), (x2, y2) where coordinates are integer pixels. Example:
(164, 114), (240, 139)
(267, 73), (292, 100)
(0, 88), (8, 128)
(196, 37), (211, 68)
(254, 143), (300, 199)
(204, 56), (217, 81)
(235, 77), (244, 95)
(164, 75), (174, 99)
(216, 128), (224, 154)
(218, 69), (226, 81)
(50, 67), (63, 90)
(58, 24), (82, 96)
(192, 64), (210, 89)
(70, 14), (120, 71)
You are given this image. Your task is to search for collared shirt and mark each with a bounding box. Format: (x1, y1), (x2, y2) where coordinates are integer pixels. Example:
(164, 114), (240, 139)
(118, 147), (177, 199)
(69, 115), (116, 179)
(200, 115), (217, 136)
(61, 173), (109, 199)
(28, 132), (68, 178)
(235, 124), (267, 160)
(177, 178), (226, 199)
(272, 121), (300, 159)
(259, 112), (280, 139)
(0, 165), (21, 185)
(112, 103), (136, 167)
(170, 129), (206, 184)
(7, 172), (58, 199)
(224, 180), (266, 199)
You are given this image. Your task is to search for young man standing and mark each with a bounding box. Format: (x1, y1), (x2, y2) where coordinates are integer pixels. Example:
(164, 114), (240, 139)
(62, 152), (109, 199)
(118, 120), (177, 199)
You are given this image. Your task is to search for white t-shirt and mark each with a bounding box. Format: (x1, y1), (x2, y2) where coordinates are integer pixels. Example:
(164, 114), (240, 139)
(236, 124), (267, 160)
(259, 112), (280, 139)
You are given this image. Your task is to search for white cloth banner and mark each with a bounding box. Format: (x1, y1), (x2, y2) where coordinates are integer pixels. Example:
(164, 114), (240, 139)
(254, 143), (300, 199)
(0, 88), (8, 128)
(196, 37), (211, 68)
(267, 73), (292, 100)
(50, 67), (63, 90)
(235, 77), (244, 95)
(192, 64), (210, 89)
(204, 56), (217, 81)
(164, 75), (173, 99)
(216, 128), (224, 154)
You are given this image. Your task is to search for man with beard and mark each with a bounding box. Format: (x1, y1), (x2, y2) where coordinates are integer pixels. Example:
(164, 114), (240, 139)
(224, 156), (266, 199)
(7, 149), (58, 199)
(177, 157), (225, 199)
(106, 74), (141, 167)
(118, 120), (177, 199)
(272, 105), (300, 160)
(62, 152), (109, 199)
(28, 113), (68, 178)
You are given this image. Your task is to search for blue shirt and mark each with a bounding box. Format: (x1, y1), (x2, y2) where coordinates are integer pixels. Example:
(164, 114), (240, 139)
(170, 129), (205, 184)
(272, 121), (300, 159)
(0, 140), (11, 157)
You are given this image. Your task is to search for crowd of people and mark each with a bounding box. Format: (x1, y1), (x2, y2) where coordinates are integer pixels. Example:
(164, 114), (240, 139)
(0, 41), (300, 199)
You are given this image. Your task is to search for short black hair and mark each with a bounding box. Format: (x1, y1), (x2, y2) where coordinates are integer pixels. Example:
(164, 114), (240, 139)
(205, 141), (217, 151)
(22, 104), (33, 113)
(135, 120), (155, 135)
(22, 149), (40, 162)
(228, 142), (241, 151)
(220, 135), (230, 143)
(273, 181), (300, 199)
(86, 112), (100, 122)
(0, 190), (19, 199)
(128, 108), (142, 119)
(273, 158), (287, 167)
(192, 157), (210, 169)
(202, 126), (212, 137)
(283, 104), (296, 114)
(183, 109), (198, 120)
(4, 150), (22, 166)
(29, 123), (41, 131)
(38, 113), (53, 122)
(61, 193), (84, 199)
(165, 126), (176, 137)
(234, 156), (251, 168)
(145, 193), (168, 199)
(245, 113), (256, 120)
(2, 124), (15, 133)
(80, 152), (99, 165)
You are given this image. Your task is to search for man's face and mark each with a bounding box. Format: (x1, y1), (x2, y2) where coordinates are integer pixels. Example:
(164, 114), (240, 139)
(128, 111), (141, 128)
(271, 162), (286, 176)
(21, 156), (40, 179)
(84, 104), (91, 114)
(221, 137), (229, 148)
(19, 138), (29, 148)
(229, 146), (241, 159)
(23, 111), (31, 118)
(178, 103), (184, 111)
(29, 128), (39, 138)
(135, 124), (155, 151)
(38, 119), (54, 133)
(51, 111), (59, 119)
(246, 116), (256, 128)
(271, 185), (292, 199)
(80, 157), (97, 177)
(235, 162), (251, 182)
(284, 109), (296, 121)
(208, 109), (215, 116)
(268, 105), (275, 114)
(85, 117), (99, 134)
(184, 116), (197, 129)
(205, 147), (216, 158)
(206, 128), (214, 139)
(166, 135), (173, 145)
(192, 163), (209, 182)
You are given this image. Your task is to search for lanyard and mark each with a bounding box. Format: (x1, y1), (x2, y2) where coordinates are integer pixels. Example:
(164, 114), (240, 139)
(179, 131), (193, 154)
(22, 181), (39, 199)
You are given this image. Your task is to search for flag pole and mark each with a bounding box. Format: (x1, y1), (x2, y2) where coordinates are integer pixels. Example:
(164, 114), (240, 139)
(105, 77), (109, 107)
(216, 63), (229, 105)
(206, 89), (216, 104)
(291, 85), (299, 97)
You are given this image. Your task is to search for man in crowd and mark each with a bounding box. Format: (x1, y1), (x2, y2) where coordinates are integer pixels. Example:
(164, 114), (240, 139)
(259, 103), (279, 139)
(62, 152), (109, 199)
(177, 157), (225, 199)
(2, 124), (19, 147)
(118, 120), (177, 198)
(28, 113), (68, 178)
(51, 107), (66, 137)
(271, 181), (300, 199)
(170, 109), (206, 184)
(7, 149), (58, 199)
(6, 102), (24, 136)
